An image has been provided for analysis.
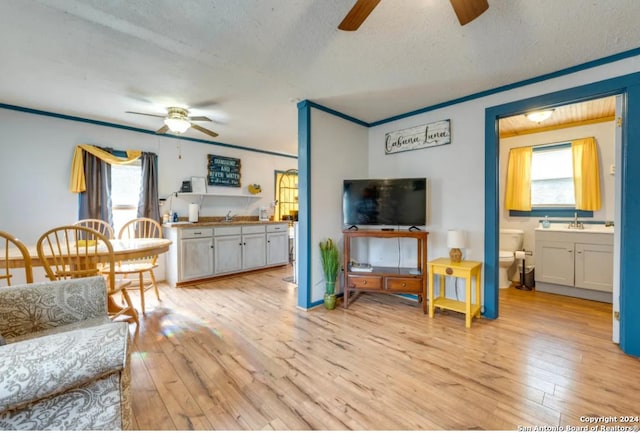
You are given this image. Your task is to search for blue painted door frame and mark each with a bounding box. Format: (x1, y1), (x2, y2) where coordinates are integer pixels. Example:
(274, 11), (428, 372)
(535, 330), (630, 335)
(484, 72), (640, 356)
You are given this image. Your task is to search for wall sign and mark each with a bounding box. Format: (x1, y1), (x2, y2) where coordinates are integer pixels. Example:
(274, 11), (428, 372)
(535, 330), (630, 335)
(385, 119), (451, 154)
(208, 154), (241, 187)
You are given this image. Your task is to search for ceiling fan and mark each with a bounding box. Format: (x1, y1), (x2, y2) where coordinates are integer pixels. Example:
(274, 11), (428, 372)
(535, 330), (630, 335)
(338, 0), (489, 31)
(126, 107), (219, 138)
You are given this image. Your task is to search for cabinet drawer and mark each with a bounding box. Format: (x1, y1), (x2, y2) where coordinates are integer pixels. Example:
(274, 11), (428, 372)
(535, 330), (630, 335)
(347, 275), (382, 290)
(214, 226), (241, 236)
(385, 277), (422, 293)
(430, 264), (470, 279)
(242, 225), (266, 234)
(267, 223), (288, 233)
(180, 228), (213, 239)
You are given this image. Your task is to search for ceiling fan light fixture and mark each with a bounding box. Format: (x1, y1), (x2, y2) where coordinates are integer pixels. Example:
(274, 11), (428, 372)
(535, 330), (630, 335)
(525, 110), (554, 123)
(164, 107), (191, 133)
(164, 117), (191, 133)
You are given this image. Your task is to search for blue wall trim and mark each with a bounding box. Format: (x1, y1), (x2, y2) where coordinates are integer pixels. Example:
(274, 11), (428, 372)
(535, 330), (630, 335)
(297, 100), (312, 309)
(372, 46), (640, 127)
(0, 102), (298, 160)
(303, 100), (369, 127)
(485, 72), (640, 356)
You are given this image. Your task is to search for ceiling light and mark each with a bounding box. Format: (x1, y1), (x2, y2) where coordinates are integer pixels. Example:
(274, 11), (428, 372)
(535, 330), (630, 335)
(525, 110), (554, 123)
(164, 117), (191, 133)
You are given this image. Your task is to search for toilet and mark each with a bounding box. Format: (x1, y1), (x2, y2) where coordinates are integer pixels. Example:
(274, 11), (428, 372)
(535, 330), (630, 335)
(499, 229), (524, 289)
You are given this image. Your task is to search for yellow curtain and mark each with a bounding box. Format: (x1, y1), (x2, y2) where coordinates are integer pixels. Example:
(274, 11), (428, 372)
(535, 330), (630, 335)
(572, 137), (601, 211)
(504, 146), (533, 211)
(70, 144), (142, 192)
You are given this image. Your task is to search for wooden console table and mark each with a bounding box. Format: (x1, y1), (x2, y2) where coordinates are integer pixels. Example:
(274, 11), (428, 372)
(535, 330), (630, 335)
(428, 258), (482, 328)
(343, 229), (428, 313)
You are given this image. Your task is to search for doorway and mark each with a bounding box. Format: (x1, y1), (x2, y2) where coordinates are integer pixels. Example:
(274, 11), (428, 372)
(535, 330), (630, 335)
(497, 95), (619, 338)
(484, 72), (640, 357)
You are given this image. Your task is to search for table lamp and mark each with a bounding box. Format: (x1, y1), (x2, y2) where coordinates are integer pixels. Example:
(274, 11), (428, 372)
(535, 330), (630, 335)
(447, 229), (465, 263)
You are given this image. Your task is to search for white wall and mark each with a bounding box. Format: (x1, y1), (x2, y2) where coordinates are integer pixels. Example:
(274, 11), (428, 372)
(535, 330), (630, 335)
(499, 121), (616, 266)
(0, 108), (296, 283)
(309, 108), (368, 302)
(358, 54), (640, 303)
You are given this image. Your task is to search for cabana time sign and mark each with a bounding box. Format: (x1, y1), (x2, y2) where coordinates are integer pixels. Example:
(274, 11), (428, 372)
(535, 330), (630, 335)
(385, 119), (451, 154)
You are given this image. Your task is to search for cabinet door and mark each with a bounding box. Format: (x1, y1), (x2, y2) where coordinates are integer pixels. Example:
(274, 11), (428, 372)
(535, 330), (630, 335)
(242, 233), (266, 270)
(575, 243), (613, 292)
(267, 232), (289, 265)
(179, 237), (214, 281)
(214, 235), (242, 274)
(536, 240), (574, 285)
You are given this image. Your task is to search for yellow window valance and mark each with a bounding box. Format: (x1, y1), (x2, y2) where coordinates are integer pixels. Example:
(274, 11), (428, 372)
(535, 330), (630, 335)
(70, 144), (142, 193)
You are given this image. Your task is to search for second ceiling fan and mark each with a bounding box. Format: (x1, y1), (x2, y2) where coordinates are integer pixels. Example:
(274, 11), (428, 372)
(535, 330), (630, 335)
(338, 0), (489, 31)
(126, 106), (219, 138)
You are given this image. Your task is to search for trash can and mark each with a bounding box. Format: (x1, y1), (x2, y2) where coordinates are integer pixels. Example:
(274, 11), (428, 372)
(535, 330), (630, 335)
(518, 264), (535, 288)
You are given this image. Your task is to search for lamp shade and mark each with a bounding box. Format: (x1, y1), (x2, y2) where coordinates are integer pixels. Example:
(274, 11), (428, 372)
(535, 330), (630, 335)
(447, 230), (465, 249)
(164, 117), (191, 133)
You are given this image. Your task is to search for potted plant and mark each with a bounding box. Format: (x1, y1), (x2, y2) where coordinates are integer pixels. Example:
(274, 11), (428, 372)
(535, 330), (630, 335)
(319, 238), (339, 310)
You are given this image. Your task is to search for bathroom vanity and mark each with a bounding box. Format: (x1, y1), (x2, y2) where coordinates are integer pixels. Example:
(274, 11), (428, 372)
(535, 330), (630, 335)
(534, 226), (613, 303)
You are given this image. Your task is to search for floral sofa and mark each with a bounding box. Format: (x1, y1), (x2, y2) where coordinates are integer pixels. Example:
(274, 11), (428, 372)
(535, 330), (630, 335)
(0, 276), (131, 430)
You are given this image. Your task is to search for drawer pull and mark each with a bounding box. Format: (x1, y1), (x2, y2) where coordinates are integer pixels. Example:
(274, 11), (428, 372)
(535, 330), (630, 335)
(402, 282), (406, 287)
(194, 232), (202, 235)
(363, 281), (367, 285)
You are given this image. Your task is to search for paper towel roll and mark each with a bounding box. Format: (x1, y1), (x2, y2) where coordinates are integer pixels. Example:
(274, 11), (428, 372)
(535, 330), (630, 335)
(514, 250), (526, 260)
(188, 203), (199, 223)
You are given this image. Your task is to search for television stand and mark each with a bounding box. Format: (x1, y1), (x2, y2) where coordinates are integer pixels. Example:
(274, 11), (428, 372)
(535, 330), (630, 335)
(342, 229), (429, 313)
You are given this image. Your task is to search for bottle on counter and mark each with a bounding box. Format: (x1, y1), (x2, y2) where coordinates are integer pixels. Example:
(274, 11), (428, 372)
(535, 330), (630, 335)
(173, 212), (179, 222)
(542, 215), (550, 228)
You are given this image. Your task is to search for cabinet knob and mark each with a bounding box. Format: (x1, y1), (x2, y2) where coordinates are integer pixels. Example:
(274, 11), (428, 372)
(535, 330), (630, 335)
(402, 283), (406, 287)
(568, 249), (573, 253)
(363, 280), (367, 285)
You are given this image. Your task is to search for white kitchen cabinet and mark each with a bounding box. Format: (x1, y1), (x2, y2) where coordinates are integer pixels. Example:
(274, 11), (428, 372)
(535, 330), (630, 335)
(267, 227), (289, 266)
(213, 235), (242, 274)
(165, 222), (289, 285)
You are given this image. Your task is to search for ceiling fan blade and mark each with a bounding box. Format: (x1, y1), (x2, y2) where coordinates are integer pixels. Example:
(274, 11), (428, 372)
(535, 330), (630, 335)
(338, 0), (381, 31)
(450, 0), (488, 26)
(191, 123), (219, 138)
(155, 125), (169, 134)
(189, 116), (212, 122)
(126, 111), (166, 118)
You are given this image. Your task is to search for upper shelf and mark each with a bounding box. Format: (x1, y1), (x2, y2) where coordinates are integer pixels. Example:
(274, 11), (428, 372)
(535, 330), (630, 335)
(176, 192), (262, 199)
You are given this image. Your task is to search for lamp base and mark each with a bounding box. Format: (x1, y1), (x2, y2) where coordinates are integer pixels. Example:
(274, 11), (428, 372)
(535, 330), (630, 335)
(449, 248), (462, 263)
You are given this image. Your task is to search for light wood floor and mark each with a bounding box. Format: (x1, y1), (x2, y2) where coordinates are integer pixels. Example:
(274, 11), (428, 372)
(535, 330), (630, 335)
(127, 267), (640, 430)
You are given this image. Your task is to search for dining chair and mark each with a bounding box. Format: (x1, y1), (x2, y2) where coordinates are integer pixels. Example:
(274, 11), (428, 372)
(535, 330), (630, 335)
(0, 230), (34, 286)
(74, 218), (115, 239)
(114, 217), (163, 315)
(37, 225), (138, 325)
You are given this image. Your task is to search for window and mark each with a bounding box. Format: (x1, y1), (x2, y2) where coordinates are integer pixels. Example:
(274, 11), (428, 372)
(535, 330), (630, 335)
(111, 162), (141, 235)
(530, 144), (574, 207)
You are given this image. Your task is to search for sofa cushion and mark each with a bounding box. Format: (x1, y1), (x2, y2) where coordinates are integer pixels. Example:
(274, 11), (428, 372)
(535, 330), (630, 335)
(0, 277), (108, 340)
(0, 321), (128, 413)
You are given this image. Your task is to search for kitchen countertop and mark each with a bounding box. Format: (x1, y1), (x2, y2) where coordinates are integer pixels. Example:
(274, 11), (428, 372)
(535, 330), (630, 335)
(163, 220), (289, 228)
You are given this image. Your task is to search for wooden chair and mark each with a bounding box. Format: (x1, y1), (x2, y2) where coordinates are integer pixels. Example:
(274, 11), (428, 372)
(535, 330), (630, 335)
(114, 217), (163, 315)
(0, 230), (33, 286)
(37, 225), (138, 325)
(74, 218), (115, 239)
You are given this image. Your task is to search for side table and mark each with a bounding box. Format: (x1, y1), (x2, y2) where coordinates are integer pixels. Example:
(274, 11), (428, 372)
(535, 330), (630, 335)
(428, 258), (483, 328)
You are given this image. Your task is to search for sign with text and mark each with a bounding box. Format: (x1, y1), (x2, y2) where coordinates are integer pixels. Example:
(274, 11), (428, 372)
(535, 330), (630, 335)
(385, 119), (451, 154)
(207, 154), (241, 187)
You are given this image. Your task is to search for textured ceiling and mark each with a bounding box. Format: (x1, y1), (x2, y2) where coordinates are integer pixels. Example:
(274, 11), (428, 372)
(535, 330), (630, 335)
(1, 0), (639, 155)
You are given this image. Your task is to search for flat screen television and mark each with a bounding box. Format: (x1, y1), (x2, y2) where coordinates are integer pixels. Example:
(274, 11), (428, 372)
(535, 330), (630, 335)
(342, 178), (427, 227)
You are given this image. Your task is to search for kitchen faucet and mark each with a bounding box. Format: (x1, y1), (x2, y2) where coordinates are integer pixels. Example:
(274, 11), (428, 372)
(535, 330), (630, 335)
(224, 210), (234, 222)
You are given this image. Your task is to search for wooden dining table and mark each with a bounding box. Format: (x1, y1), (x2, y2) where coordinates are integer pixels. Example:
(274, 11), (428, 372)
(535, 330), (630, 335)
(0, 238), (172, 271)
